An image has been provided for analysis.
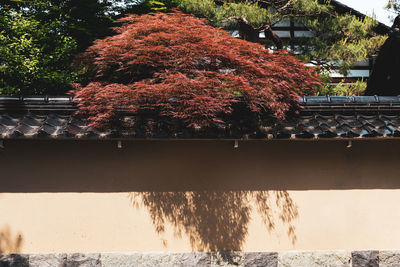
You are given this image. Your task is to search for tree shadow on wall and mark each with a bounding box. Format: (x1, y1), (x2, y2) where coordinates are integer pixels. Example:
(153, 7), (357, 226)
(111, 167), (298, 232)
(129, 191), (298, 251)
(0, 226), (26, 267)
(0, 226), (23, 253)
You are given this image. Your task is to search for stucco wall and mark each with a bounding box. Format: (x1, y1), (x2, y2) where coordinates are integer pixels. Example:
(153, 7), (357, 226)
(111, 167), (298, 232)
(0, 140), (399, 253)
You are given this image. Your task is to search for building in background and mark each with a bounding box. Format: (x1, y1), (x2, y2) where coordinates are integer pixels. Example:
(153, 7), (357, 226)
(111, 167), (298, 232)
(263, 1), (390, 85)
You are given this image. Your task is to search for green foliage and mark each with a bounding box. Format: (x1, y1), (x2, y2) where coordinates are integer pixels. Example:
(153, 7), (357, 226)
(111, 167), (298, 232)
(298, 13), (387, 76)
(175, 0), (218, 21)
(4, 0), (114, 52)
(291, 0), (331, 14)
(0, 9), (77, 95)
(0, 0), (117, 95)
(218, 2), (271, 28)
(333, 79), (367, 96)
(314, 76), (367, 96)
(175, 0), (331, 28)
(117, 0), (177, 15)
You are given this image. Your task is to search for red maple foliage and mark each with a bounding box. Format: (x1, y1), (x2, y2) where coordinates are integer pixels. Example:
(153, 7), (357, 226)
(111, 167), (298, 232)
(72, 11), (321, 129)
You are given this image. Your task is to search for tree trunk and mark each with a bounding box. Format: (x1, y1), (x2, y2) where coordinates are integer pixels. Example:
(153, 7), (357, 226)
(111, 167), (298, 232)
(238, 19), (283, 50)
(264, 27), (283, 50)
(238, 20), (260, 43)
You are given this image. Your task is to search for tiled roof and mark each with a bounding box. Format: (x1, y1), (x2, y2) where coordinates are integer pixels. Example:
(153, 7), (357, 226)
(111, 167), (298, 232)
(1, 96), (400, 140)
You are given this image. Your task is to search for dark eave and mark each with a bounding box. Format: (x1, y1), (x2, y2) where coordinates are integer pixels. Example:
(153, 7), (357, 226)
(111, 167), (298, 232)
(1, 96), (400, 140)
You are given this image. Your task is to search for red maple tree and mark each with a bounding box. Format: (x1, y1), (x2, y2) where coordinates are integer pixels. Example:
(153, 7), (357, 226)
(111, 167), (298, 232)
(72, 11), (320, 129)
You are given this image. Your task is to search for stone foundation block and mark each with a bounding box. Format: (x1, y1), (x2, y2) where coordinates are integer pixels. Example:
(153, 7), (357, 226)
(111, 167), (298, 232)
(243, 252), (277, 267)
(352, 251), (379, 267)
(379, 251), (400, 267)
(211, 252), (244, 266)
(170, 252), (211, 267)
(278, 251), (351, 267)
(0, 254), (29, 267)
(29, 253), (67, 267)
(66, 253), (101, 267)
(102, 252), (211, 267)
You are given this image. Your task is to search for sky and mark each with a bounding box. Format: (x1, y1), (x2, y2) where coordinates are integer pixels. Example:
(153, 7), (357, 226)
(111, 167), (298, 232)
(338, 0), (394, 26)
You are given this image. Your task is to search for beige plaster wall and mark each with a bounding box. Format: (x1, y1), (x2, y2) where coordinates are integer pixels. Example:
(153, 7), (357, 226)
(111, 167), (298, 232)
(0, 140), (399, 252)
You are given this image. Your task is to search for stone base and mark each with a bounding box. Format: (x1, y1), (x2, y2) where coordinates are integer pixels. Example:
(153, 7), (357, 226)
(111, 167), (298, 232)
(0, 251), (398, 266)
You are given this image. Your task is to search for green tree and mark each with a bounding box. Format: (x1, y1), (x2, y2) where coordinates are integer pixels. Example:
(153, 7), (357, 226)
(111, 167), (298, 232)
(3, 0), (114, 51)
(0, 9), (77, 95)
(0, 0), (116, 95)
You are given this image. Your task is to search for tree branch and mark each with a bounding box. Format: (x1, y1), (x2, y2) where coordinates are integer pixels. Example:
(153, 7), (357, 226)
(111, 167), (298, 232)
(264, 26), (283, 49)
